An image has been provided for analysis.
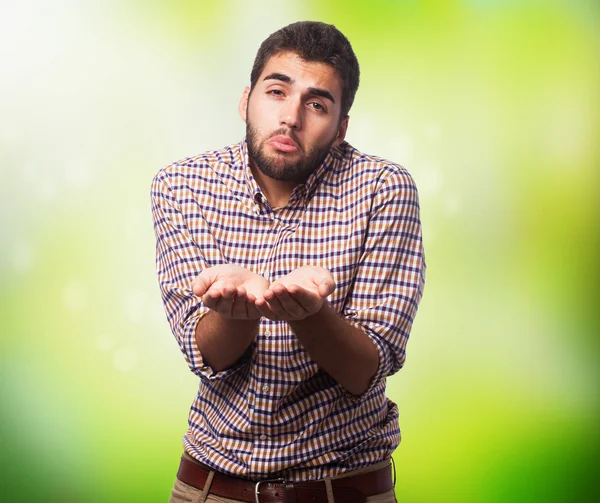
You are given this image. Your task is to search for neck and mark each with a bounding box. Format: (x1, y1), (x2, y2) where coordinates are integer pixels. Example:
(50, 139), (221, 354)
(249, 161), (298, 209)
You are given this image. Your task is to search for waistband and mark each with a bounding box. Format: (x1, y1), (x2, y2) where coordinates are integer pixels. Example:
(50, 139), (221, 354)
(177, 454), (394, 503)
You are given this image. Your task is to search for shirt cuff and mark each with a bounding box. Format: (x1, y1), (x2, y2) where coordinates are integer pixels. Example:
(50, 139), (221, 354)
(180, 307), (253, 380)
(343, 320), (391, 402)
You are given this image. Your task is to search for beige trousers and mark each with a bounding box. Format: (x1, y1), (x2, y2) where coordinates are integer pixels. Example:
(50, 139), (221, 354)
(168, 456), (398, 503)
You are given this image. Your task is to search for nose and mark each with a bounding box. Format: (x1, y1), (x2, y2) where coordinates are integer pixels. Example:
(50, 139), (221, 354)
(280, 98), (302, 130)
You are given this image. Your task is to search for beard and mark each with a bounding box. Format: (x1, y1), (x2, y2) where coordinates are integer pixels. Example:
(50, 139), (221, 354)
(246, 121), (336, 183)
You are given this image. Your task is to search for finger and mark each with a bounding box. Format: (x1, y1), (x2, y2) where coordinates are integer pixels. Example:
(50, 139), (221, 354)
(317, 277), (336, 297)
(204, 293), (238, 319)
(254, 297), (280, 321)
(272, 287), (306, 319)
(202, 288), (224, 310)
(287, 286), (321, 312)
(233, 286), (254, 317)
(231, 292), (249, 318)
(214, 298), (235, 318)
(267, 282), (286, 296)
(220, 285), (237, 300)
(192, 269), (217, 297)
(263, 293), (286, 315)
(245, 299), (262, 319)
(263, 289), (301, 320)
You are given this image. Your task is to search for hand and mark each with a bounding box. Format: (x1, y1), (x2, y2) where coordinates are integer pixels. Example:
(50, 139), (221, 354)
(191, 264), (269, 319)
(255, 266), (336, 321)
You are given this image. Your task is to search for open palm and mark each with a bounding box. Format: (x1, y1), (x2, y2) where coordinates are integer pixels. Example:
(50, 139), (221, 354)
(255, 266), (336, 321)
(192, 264), (269, 319)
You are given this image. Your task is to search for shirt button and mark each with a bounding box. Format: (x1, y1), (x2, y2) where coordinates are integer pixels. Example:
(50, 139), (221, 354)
(262, 385), (269, 393)
(264, 330), (271, 338)
(259, 434), (267, 440)
(263, 271), (270, 280)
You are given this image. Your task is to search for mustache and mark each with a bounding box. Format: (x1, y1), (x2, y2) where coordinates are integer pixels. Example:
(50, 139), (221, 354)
(267, 128), (303, 152)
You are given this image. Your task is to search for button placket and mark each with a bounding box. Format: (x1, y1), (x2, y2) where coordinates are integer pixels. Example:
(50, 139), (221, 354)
(259, 217), (280, 284)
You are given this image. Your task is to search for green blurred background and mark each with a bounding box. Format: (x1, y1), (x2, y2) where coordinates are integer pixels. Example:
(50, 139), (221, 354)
(1, 0), (598, 501)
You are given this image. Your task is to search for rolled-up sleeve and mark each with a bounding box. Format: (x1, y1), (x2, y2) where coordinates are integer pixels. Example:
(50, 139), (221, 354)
(151, 170), (249, 380)
(343, 167), (426, 395)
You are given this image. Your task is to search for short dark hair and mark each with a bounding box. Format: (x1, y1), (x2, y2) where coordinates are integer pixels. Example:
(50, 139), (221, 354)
(250, 21), (360, 118)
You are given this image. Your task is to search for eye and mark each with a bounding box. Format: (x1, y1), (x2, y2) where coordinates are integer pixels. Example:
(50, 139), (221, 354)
(308, 102), (326, 112)
(267, 89), (285, 97)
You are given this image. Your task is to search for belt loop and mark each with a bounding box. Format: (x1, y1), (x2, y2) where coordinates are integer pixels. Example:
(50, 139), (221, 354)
(285, 482), (298, 503)
(324, 477), (335, 503)
(192, 470), (215, 503)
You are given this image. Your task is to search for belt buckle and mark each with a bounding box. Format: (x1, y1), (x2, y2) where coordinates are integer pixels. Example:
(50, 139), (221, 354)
(255, 477), (285, 503)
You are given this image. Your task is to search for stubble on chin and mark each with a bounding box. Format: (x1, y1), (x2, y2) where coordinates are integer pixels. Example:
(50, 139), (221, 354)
(245, 122), (334, 183)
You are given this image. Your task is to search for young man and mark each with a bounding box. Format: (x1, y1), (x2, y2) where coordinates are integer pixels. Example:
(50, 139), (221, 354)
(152, 21), (425, 503)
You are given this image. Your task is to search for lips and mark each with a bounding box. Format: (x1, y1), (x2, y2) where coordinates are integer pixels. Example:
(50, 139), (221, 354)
(267, 135), (299, 153)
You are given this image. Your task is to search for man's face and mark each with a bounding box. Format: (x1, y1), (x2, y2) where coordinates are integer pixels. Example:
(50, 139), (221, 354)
(240, 51), (348, 183)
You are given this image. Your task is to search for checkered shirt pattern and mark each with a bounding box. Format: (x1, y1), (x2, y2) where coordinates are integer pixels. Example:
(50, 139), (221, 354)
(151, 139), (425, 482)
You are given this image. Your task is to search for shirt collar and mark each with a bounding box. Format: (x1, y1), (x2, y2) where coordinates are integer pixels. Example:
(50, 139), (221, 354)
(240, 138), (346, 209)
(240, 139), (263, 204)
(300, 142), (345, 203)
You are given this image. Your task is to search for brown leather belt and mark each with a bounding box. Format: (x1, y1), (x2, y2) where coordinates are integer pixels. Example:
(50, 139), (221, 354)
(177, 455), (394, 503)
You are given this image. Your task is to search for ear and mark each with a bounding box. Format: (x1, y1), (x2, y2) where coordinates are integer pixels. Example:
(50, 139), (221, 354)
(238, 86), (250, 123)
(332, 115), (349, 148)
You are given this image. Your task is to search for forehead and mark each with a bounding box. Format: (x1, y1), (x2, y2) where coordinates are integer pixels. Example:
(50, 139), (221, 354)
(258, 51), (342, 100)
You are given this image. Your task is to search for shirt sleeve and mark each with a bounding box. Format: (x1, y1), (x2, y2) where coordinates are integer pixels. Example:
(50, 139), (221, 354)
(342, 167), (426, 396)
(150, 170), (251, 380)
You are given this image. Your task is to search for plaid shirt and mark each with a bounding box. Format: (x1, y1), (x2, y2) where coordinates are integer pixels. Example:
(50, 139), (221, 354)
(151, 139), (425, 482)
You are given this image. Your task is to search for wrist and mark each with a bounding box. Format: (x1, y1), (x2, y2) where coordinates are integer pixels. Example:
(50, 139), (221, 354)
(215, 312), (262, 327)
(288, 300), (332, 331)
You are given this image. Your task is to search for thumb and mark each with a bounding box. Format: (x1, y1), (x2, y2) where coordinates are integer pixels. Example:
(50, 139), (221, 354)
(317, 277), (336, 298)
(191, 268), (217, 297)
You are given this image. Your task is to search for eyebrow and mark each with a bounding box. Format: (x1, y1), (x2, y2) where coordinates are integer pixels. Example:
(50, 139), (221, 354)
(263, 72), (336, 104)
